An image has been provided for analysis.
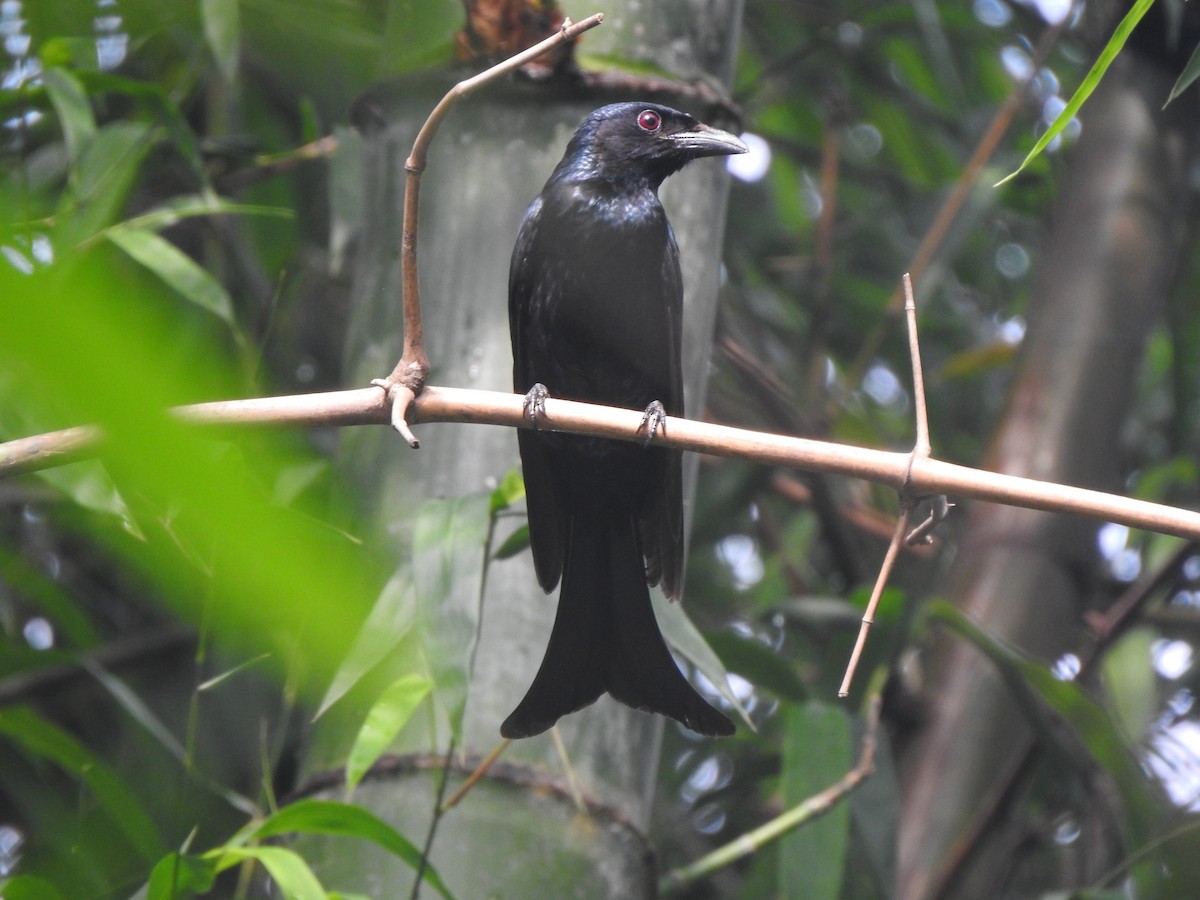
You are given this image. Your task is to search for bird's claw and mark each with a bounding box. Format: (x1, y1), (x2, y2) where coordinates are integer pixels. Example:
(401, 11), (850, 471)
(524, 383), (550, 430)
(638, 400), (667, 447)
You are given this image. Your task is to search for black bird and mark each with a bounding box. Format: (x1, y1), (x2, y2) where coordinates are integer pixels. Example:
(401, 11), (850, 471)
(502, 102), (747, 739)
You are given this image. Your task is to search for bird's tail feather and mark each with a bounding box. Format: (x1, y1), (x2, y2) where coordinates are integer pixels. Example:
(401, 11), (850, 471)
(500, 510), (733, 739)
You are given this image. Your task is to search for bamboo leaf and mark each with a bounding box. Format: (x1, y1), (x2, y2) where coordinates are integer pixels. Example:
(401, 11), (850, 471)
(412, 494), (491, 740)
(1166, 39), (1200, 106)
(316, 569), (417, 718)
(108, 228), (236, 325)
(0, 707), (163, 861)
(201, 0), (241, 82)
(144, 852), (217, 898)
(229, 799), (456, 899)
(211, 846), (325, 900)
(492, 523), (530, 560)
(780, 702), (852, 900)
(653, 590), (752, 729)
(345, 674), (433, 792)
(42, 67), (95, 165)
(996, 0), (1154, 186)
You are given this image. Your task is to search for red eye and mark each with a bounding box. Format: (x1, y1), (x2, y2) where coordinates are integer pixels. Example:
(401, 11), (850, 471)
(637, 109), (662, 132)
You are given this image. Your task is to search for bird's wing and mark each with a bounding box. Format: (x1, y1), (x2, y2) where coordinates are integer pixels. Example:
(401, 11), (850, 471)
(640, 230), (685, 600)
(509, 199), (565, 593)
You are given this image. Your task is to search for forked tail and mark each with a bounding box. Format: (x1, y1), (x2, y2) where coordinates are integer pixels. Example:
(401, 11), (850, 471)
(501, 509), (733, 739)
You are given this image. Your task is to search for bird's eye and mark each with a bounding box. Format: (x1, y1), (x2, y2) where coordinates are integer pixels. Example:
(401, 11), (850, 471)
(637, 109), (662, 132)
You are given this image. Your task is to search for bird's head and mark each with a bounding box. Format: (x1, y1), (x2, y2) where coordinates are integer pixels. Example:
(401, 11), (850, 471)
(557, 102), (748, 188)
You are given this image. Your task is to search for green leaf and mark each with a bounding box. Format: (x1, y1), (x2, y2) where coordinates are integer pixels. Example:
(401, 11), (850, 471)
(1166, 39), (1200, 106)
(58, 121), (158, 246)
(0, 874), (67, 900)
(145, 852), (218, 898)
(412, 494), (491, 740)
(230, 799), (456, 899)
(110, 193), (294, 235)
(705, 629), (808, 702)
(779, 702), (852, 900)
(345, 673), (433, 792)
(316, 568), (417, 718)
(0, 706), (163, 861)
(36, 460), (139, 531)
(653, 590), (752, 729)
(492, 523), (530, 560)
(202, 0), (242, 82)
(108, 229), (236, 326)
(272, 459), (330, 506)
(211, 846), (325, 900)
(197, 653), (272, 691)
(926, 602), (1164, 887)
(42, 67), (96, 165)
(1102, 628), (1157, 742)
(489, 467), (526, 514)
(997, 0), (1155, 186)
(82, 659), (187, 761)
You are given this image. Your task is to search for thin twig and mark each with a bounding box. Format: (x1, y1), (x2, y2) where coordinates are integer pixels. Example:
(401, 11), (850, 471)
(374, 13), (606, 447)
(550, 725), (586, 812)
(839, 274), (939, 696)
(658, 694), (881, 895)
(411, 738), (457, 900)
(4, 385), (1200, 540)
(439, 739), (510, 812)
(838, 505), (913, 697)
(903, 274), (931, 459)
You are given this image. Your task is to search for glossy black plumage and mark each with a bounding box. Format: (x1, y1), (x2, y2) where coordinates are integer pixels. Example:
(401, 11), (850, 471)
(502, 102), (746, 739)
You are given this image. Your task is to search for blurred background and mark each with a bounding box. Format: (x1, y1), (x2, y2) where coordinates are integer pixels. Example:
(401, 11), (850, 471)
(3, 1), (1200, 897)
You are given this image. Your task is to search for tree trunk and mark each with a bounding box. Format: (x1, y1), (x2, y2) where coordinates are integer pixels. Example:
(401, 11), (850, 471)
(297, 3), (743, 896)
(895, 50), (1194, 900)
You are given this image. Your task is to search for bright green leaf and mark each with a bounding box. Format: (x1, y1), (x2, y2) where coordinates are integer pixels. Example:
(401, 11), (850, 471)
(230, 799), (456, 899)
(997, 0), (1155, 186)
(346, 673), (433, 791)
(489, 467), (526, 514)
(145, 852), (218, 899)
(212, 846), (325, 900)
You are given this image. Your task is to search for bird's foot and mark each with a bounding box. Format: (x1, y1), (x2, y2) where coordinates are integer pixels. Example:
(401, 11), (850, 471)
(523, 383), (550, 430)
(638, 400), (667, 446)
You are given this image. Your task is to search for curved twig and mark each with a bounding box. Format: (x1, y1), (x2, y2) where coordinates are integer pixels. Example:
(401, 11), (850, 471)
(374, 13), (606, 447)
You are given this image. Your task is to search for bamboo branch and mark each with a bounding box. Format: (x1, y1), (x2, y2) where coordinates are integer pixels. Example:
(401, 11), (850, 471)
(4, 385), (1200, 541)
(372, 13), (606, 448)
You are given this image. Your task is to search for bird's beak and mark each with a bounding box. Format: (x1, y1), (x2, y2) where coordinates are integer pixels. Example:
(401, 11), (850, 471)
(668, 123), (749, 158)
